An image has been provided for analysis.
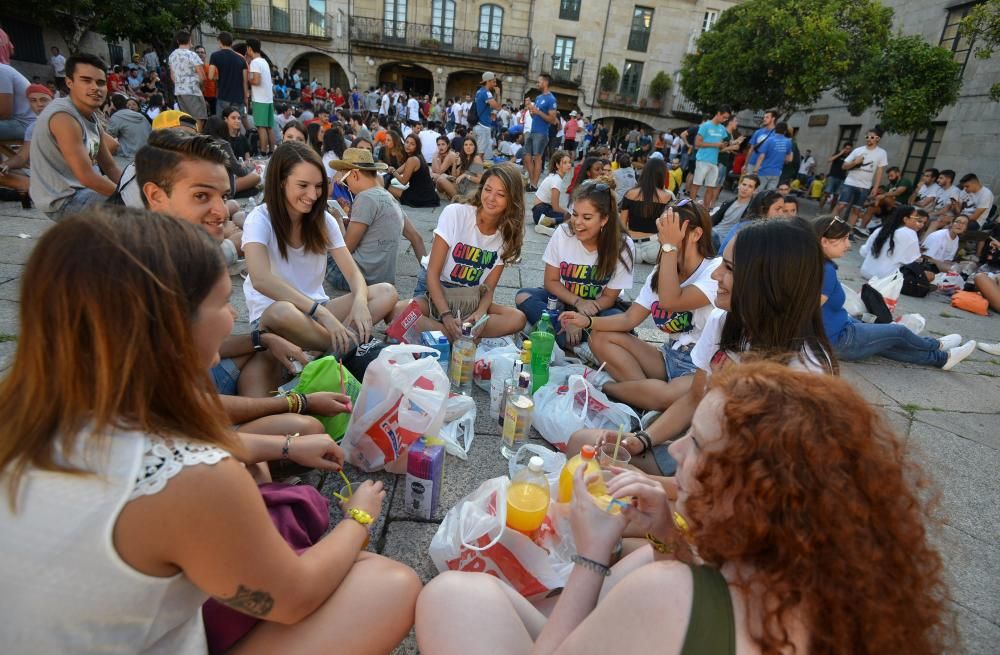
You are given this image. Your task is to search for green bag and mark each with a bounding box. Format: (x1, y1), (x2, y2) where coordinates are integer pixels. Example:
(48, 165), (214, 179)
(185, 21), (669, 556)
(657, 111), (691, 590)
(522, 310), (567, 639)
(292, 355), (363, 441)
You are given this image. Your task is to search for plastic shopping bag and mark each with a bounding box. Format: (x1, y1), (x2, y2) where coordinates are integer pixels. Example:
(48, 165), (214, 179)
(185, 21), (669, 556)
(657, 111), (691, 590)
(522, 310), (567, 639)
(292, 356), (363, 441)
(342, 345), (450, 472)
(508, 444), (566, 497)
(896, 313), (926, 335)
(439, 394), (476, 460)
(532, 374), (639, 451)
(429, 477), (574, 599)
(868, 271), (904, 314)
(842, 284), (865, 317)
(474, 340), (519, 391)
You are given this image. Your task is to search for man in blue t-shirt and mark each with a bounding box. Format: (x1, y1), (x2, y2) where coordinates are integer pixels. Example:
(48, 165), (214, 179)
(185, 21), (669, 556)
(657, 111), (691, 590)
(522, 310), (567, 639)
(746, 109), (777, 172)
(474, 71), (501, 160)
(524, 73), (557, 189)
(753, 122), (793, 191)
(689, 105), (732, 202)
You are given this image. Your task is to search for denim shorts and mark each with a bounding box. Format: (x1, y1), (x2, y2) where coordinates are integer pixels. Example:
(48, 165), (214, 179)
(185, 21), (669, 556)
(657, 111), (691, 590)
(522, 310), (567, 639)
(661, 343), (697, 381)
(524, 132), (549, 156)
(210, 357), (241, 395)
(823, 176), (844, 195)
(651, 444), (678, 476)
(838, 183), (868, 209)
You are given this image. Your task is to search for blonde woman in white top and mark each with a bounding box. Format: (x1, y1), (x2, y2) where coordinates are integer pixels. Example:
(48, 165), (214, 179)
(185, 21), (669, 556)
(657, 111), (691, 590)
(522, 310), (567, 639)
(0, 207), (420, 654)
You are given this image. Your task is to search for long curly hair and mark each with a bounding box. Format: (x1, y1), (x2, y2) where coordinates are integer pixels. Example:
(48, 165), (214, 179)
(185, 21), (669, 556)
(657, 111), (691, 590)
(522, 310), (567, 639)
(684, 361), (955, 655)
(465, 163), (524, 264)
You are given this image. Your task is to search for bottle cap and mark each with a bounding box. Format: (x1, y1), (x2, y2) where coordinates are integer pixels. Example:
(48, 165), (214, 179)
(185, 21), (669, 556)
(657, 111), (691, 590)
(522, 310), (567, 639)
(541, 311), (550, 319)
(462, 322), (472, 335)
(523, 340), (532, 349)
(581, 444), (596, 459)
(518, 371), (531, 388)
(438, 335), (449, 344)
(528, 456), (545, 472)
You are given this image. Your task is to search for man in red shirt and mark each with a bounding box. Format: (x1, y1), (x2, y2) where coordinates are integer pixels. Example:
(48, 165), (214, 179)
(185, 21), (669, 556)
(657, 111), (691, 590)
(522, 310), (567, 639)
(563, 111), (579, 160)
(314, 85), (328, 104)
(300, 86), (312, 105)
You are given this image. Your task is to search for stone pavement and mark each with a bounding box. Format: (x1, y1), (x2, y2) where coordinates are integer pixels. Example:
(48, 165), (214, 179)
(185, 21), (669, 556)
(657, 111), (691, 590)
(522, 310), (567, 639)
(0, 194), (997, 654)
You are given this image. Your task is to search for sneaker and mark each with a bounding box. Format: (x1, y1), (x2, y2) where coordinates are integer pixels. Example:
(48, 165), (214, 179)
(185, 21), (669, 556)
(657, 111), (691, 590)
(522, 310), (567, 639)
(852, 226), (870, 238)
(938, 334), (962, 350)
(978, 342), (1000, 356)
(539, 215), (556, 228)
(942, 341), (977, 371)
(534, 223), (555, 236)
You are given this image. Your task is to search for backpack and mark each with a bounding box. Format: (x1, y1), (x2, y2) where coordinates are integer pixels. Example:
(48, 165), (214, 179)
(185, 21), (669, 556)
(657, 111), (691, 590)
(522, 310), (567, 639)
(900, 262), (932, 298)
(467, 92), (480, 127)
(860, 283), (893, 323)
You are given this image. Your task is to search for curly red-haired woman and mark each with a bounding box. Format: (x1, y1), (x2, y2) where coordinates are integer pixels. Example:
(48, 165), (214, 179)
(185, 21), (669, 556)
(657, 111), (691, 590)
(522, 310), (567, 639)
(415, 361), (955, 655)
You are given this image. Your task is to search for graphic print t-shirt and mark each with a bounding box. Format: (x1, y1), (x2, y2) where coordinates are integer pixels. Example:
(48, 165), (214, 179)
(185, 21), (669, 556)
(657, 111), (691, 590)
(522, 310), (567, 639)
(542, 226), (635, 300)
(634, 257), (721, 348)
(433, 203), (505, 286)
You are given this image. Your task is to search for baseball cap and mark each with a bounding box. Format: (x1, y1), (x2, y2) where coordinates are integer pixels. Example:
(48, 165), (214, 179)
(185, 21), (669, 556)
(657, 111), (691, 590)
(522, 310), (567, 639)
(649, 152), (664, 160)
(152, 110), (196, 131)
(482, 72), (496, 82)
(570, 110), (578, 116)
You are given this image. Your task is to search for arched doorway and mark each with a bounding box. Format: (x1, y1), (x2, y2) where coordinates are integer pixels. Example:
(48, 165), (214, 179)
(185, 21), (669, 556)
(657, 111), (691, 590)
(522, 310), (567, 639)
(444, 70), (502, 103)
(289, 53), (349, 91)
(378, 63), (433, 95)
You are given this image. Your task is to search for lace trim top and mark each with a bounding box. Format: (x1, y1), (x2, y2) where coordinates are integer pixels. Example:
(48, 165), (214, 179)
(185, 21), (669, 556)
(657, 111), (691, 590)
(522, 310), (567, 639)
(131, 436), (230, 501)
(621, 194), (669, 233)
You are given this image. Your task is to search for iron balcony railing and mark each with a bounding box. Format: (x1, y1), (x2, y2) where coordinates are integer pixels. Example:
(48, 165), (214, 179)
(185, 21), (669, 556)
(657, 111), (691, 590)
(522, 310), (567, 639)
(597, 83), (671, 115)
(541, 53), (585, 86)
(349, 16), (530, 64)
(233, 2), (339, 40)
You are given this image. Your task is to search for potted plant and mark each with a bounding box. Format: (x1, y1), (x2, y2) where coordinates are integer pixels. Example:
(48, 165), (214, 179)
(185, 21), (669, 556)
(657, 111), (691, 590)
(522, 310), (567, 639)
(648, 71), (672, 109)
(599, 63), (619, 93)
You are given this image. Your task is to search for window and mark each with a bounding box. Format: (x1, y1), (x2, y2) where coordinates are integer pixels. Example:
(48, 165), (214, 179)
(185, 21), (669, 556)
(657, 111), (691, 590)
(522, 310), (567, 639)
(837, 124), (862, 150)
(620, 60), (644, 100)
(432, 0), (456, 45)
(903, 122), (947, 183)
(384, 0), (407, 39)
(939, 5), (975, 75)
(702, 10), (719, 32)
(271, 0), (290, 33)
(233, 0), (253, 30)
(628, 7), (654, 52)
(4, 18), (46, 64)
(560, 0), (581, 21)
(479, 4), (504, 51)
(553, 36), (575, 72)
(108, 43), (125, 67)
(308, 0), (326, 37)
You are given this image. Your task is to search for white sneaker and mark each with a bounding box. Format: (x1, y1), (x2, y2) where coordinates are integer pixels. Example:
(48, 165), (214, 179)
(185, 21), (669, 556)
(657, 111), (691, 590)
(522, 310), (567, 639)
(978, 342), (1000, 356)
(534, 223), (555, 236)
(943, 341), (977, 371)
(938, 334), (962, 350)
(538, 215), (556, 228)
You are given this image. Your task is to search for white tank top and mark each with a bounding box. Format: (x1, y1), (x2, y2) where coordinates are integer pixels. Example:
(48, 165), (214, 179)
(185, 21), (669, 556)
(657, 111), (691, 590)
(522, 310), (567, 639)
(0, 431), (230, 653)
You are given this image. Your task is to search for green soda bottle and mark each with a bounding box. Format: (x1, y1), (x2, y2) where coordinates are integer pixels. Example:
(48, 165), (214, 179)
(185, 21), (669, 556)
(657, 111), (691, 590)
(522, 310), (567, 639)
(536, 311), (555, 335)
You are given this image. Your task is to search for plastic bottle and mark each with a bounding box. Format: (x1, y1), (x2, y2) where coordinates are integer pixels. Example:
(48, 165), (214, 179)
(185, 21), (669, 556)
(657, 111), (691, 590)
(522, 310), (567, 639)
(506, 456), (550, 534)
(405, 436), (445, 519)
(499, 341), (532, 428)
(529, 328), (554, 393)
(501, 372), (534, 458)
(421, 330), (450, 375)
(537, 311), (555, 336)
(449, 323), (475, 394)
(518, 340), (533, 391)
(557, 444), (607, 503)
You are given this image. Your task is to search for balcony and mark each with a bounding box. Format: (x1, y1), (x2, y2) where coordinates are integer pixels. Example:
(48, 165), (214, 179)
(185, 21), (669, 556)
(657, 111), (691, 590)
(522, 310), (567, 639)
(232, 3), (339, 41)
(349, 16), (530, 66)
(541, 54), (585, 87)
(597, 84), (670, 116)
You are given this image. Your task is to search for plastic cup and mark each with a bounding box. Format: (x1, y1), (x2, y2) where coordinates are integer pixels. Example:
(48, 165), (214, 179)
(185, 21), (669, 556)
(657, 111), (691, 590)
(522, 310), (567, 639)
(861, 312), (877, 323)
(598, 442), (632, 469)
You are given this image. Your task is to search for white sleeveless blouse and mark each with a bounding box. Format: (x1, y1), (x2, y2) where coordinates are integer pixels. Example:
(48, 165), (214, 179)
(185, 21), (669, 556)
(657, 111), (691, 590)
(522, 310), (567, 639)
(0, 431), (230, 653)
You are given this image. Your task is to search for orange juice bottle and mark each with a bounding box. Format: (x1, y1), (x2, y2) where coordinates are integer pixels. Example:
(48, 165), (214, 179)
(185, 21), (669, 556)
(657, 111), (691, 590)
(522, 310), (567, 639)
(506, 456), (550, 534)
(557, 445), (607, 503)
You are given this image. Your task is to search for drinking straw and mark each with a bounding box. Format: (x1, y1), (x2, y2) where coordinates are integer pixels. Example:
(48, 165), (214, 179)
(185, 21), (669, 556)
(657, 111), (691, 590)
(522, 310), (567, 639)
(332, 469), (353, 502)
(612, 423), (624, 461)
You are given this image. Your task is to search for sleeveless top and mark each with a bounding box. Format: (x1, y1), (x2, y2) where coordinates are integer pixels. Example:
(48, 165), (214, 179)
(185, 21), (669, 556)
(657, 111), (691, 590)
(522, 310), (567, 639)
(681, 564), (736, 655)
(28, 96), (104, 213)
(620, 193), (669, 233)
(0, 431), (230, 654)
(401, 159), (441, 207)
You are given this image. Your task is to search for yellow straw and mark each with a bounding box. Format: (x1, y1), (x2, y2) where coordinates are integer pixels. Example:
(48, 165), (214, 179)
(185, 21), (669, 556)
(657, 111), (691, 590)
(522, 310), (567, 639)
(332, 469), (353, 502)
(612, 423), (624, 461)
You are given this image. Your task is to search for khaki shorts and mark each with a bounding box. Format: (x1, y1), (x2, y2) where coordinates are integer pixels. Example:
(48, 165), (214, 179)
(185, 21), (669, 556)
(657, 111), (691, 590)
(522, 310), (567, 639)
(176, 94), (208, 120)
(693, 160), (718, 186)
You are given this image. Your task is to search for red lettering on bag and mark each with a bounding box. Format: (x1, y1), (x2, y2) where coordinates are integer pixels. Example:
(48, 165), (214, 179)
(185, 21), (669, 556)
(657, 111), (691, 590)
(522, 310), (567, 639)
(445, 534), (547, 597)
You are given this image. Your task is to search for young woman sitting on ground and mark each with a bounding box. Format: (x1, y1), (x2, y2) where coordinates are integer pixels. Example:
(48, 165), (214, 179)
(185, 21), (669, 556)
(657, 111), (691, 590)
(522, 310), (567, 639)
(560, 200), (718, 410)
(0, 207), (421, 654)
(814, 215), (977, 370)
(281, 119), (307, 144)
(516, 179), (635, 352)
(428, 135), (459, 185)
(619, 157), (676, 264)
(567, 156), (605, 196)
(859, 204), (925, 279)
(415, 362), (955, 655)
(718, 189), (786, 250)
(203, 115), (262, 198)
(435, 136), (485, 200)
(243, 140), (398, 355)
(393, 163), (527, 341)
(567, 219), (835, 475)
(531, 149), (573, 229)
(386, 133), (441, 208)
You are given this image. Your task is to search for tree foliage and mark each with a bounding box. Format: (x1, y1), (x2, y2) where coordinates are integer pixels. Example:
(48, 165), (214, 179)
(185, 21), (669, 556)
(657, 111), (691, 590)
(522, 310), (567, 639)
(961, 0), (1000, 100)
(678, 0), (961, 134)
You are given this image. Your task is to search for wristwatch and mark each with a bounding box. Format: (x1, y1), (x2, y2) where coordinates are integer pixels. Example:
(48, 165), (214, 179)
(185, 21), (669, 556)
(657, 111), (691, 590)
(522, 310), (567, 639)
(251, 329), (267, 352)
(660, 243), (679, 254)
(348, 507), (374, 527)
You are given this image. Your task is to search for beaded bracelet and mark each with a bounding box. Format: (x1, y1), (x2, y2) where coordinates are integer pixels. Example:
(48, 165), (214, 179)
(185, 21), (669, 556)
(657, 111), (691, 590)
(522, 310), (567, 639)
(299, 392), (309, 414)
(282, 432), (298, 460)
(571, 554), (611, 577)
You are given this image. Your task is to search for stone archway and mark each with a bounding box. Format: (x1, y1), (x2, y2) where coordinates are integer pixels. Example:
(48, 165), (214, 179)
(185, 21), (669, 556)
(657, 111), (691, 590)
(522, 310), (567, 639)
(378, 63), (434, 96)
(444, 70), (502, 103)
(289, 53), (350, 92)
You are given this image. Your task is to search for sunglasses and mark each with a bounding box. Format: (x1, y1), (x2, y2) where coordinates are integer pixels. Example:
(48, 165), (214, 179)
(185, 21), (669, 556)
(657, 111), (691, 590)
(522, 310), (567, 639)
(673, 198), (693, 209)
(823, 215), (848, 237)
(580, 180), (610, 193)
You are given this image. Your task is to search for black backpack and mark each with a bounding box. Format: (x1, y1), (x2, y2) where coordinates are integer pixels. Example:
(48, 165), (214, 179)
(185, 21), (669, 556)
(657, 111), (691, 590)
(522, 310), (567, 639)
(900, 262), (933, 298)
(861, 283), (894, 323)
(466, 94), (480, 127)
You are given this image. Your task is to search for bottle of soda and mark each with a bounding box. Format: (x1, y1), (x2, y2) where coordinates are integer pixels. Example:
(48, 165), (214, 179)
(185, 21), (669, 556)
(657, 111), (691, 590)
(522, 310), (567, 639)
(537, 311), (555, 336)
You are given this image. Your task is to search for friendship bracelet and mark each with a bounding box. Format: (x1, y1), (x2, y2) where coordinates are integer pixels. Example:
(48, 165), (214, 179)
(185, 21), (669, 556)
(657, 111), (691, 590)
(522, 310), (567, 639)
(286, 395), (295, 413)
(572, 554), (611, 577)
(299, 393), (310, 414)
(308, 301), (320, 318)
(282, 433), (299, 460)
(586, 315), (594, 330)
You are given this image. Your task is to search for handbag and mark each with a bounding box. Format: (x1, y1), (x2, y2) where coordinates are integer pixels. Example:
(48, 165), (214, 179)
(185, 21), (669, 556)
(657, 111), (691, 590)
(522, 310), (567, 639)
(900, 262), (932, 298)
(426, 284), (488, 322)
(860, 283), (893, 324)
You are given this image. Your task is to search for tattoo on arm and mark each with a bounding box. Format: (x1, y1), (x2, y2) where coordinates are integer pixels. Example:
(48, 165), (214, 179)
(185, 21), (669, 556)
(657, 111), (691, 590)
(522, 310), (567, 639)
(216, 584), (274, 618)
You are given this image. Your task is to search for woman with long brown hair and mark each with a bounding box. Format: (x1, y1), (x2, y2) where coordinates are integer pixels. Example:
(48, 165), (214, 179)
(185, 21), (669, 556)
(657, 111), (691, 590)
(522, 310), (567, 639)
(385, 133), (440, 208)
(394, 163), (526, 341)
(435, 135), (485, 200)
(416, 361), (955, 655)
(0, 207), (420, 653)
(243, 140), (398, 354)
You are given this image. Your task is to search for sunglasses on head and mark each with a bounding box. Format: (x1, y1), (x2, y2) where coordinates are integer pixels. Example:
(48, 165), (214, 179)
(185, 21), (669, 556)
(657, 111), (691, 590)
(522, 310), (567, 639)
(673, 198), (693, 209)
(580, 180), (610, 193)
(823, 215), (848, 236)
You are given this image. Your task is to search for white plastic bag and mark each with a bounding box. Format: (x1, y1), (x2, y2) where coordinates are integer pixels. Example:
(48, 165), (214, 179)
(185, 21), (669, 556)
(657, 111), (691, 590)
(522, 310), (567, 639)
(508, 444), (566, 497)
(868, 271), (903, 314)
(428, 477), (574, 599)
(342, 345), (450, 472)
(842, 283), (865, 317)
(896, 313), (926, 335)
(439, 394), (476, 460)
(532, 374), (639, 451)
(477, 344), (521, 392)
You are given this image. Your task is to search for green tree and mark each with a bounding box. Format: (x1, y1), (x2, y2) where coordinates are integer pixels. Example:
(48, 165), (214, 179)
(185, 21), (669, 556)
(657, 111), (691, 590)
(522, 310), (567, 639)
(98, 0), (240, 56)
(5, 0), (100, 54)
(679, 0), (961, 134)
(961, 0), (1000, 100)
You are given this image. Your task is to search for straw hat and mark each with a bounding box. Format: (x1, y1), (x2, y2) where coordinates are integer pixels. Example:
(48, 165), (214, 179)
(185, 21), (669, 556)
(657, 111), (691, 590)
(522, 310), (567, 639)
(327, 148), (389, 172)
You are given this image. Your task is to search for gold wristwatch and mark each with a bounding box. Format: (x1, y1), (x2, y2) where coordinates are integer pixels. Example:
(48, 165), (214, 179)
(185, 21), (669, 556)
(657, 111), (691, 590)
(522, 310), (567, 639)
(661, 243), (679, 254)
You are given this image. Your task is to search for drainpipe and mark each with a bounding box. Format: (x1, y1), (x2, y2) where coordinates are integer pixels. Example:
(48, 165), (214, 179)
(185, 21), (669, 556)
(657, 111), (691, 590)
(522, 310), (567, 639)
(345, 1), (358, 87)
(526, 0), (535, 93)
(591, 0), (613, 109)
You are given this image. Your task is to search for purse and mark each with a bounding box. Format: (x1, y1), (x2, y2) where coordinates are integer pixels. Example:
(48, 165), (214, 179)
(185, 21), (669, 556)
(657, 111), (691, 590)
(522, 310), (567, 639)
(860, 283), (893, 324)
(900, 262), (932, 298)
(426, 284), (488, 322)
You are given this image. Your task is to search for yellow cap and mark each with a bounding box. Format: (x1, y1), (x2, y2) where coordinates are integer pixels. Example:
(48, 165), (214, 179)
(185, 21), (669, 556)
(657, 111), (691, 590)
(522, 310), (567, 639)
(152, 109), (196, 131)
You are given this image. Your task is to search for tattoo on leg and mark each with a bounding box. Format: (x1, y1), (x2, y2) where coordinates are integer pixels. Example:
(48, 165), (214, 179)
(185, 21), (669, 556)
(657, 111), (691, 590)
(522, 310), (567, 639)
(216, 585), (274, 617)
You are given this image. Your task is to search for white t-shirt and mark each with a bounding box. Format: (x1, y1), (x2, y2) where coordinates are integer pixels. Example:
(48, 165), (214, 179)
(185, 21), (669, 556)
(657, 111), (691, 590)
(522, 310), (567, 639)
(960, 186), (994, 219)
(798, 155), (815, 176)
(915, 182), (941, 204)
(379, 94), (390, 115)
(248, 57), (273, 104)
(635, 258), (721, 349)
(407, 97), (420, 122)
(859, 226), (921, 280)
(934, 185), (960, 211)
(691, 308), (829, 374)
(535, 172), (568, 210)
(419, 129), (440, 164)
(542, 226), (635, 301)
(242, 205), (346, 322)
(922, 228), (959, 262)
(843, 146), (888, 190)
(432, 203), (506, 286)
(51, 53), (66, 76)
